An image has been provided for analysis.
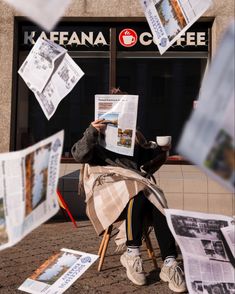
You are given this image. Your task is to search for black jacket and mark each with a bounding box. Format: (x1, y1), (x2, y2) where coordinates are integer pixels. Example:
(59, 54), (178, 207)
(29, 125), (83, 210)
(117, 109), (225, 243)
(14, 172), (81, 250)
(71, 125), (167, 175)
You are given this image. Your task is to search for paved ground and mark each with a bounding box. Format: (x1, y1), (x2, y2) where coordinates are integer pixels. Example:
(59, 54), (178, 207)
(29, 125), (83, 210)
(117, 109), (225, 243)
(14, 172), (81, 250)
(0, 219), (184, 294)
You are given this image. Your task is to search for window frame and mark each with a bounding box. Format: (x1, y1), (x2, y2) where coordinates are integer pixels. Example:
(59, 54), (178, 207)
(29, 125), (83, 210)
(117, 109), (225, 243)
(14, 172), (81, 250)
(11, 16), (214, 164)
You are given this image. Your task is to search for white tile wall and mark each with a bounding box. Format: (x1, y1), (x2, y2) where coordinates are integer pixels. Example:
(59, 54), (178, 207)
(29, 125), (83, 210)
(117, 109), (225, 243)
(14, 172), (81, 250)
(165, 192), (183, 210)
(181, 165), (202, 173)
(184, 193), (208, 213)
(60, 164), (235, 216)
(183, 177), (208, 194)
(60, 163), (81, 176)
(159, 178), (184, 193)
(162, 165), (233, 216)
(208, 194), (233, 215)
(208, 179), (231, 194)
(159, 165), (182, 172)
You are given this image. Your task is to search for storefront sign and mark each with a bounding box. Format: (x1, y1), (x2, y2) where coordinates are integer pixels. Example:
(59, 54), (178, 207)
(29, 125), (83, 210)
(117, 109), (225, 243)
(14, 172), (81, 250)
(19, 23), (110, 51)
(137, 31), (207, 46)
(24, 31), (108, 47)
(119, 29), (138, 47)
(116, 22), (210, 51)
(19, 20), (211, 52)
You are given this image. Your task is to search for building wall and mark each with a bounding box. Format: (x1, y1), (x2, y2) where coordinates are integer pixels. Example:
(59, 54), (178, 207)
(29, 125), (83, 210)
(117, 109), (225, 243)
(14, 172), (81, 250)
(59, 163), (235, 218)
(0, 0), (234, 153)
(0, 1), (234, 216)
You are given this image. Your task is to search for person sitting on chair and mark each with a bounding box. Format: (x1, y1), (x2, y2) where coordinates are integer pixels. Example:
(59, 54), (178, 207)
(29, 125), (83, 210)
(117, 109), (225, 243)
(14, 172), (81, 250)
(71, 97), (186, 293)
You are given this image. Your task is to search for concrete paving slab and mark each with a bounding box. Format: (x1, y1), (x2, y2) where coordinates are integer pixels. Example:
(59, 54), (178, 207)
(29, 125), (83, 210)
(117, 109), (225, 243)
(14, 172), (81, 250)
(0, 220), (184, 294)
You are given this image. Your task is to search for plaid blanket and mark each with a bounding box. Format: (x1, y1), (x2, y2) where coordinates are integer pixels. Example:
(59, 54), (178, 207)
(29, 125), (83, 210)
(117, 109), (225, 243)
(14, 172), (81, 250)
(82, 164), (168, 244)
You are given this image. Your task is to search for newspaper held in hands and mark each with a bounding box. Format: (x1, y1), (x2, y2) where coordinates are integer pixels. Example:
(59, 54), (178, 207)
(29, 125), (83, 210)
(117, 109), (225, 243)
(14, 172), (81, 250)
(139, 0), (212, 55)
(165, 209), (235, 294)
(177, 22), (235, 192)
(18, 38), (84, 120)
(18, 248), (98, 294)
(95, 94), (139, 156)
(3, 0), (71, 31)
(0, 131), (64, 251)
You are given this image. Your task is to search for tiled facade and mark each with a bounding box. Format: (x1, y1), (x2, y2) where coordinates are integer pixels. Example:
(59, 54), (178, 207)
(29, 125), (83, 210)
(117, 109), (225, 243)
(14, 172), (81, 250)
(155, 165), (234, 216)
(59, 164), (234, 219)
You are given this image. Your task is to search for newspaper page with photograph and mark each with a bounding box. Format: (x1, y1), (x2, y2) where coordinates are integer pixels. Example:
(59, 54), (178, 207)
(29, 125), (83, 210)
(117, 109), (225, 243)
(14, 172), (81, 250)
(34, 54), (84, 120)
(165, 209), (235, 294)
(221, 225), (235, 259)
(0, 131), (64, 251)
(18, 38), (67, 93)
(95, 94), (139, 156)
(139, 0), (212, 55)
(177, 22), (235, 192)
(18, 248), (98, 294)
(3, 0), (71, 31)
(18, 38), (84, 120)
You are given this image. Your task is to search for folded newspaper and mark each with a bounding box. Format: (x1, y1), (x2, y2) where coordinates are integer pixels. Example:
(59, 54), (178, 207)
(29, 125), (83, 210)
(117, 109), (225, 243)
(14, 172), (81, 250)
(18, 37), (84, 120)
(139, 0), (212, 55)
(0, 131), (64, 251)
(18, 248), (98, 294)
(177, 22), (235, 192)
(165, 209), (235, 294)
(95, 94), (139, 156)
(3, 0), (71, 31)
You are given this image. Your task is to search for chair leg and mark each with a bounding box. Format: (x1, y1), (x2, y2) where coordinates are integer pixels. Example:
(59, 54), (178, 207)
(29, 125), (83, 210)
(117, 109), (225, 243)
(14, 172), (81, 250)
(144, 233), (158, 269)
(98, 229), (108, 257)
(98, 225), (113, 272)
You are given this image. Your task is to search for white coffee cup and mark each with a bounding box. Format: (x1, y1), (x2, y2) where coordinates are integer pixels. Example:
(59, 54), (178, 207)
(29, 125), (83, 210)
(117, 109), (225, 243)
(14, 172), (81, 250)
(156, 136), (172, 146)
(123, 35), (135, 45)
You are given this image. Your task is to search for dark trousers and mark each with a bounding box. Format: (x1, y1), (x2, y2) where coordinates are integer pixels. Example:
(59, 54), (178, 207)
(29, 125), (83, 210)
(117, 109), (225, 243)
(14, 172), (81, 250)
(125, 192), (177, 260)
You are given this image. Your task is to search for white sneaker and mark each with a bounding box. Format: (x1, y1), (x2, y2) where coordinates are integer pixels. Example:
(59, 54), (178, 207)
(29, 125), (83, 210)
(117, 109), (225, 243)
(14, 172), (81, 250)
(120, 251), (146, 286)
(160, 261), (187, 293)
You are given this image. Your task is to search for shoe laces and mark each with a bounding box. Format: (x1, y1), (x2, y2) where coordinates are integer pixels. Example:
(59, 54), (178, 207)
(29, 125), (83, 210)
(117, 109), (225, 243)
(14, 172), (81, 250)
(169, 262), (185, 286)
(132, 256), (144, 273)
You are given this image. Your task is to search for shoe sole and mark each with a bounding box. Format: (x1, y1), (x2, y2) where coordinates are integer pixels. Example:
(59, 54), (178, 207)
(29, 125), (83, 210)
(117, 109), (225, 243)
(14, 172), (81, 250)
(160, 271), (187, 293)
(120, 256), (146, 286)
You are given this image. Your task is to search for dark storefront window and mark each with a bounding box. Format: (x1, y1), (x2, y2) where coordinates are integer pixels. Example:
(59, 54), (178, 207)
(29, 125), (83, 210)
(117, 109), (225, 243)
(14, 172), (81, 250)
(27, 57), (109, 155)
(12, 18), (213, 160)
(116, 57), (207, 151)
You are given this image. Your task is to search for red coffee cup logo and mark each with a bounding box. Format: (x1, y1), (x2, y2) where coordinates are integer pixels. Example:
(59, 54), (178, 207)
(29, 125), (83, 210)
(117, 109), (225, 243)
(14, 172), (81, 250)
(119, 29), (137, 47)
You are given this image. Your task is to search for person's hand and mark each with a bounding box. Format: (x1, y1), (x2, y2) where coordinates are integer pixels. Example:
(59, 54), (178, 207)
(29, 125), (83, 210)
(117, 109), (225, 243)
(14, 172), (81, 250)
(161, 144), (171, 151)
(91, 119), (107, 133)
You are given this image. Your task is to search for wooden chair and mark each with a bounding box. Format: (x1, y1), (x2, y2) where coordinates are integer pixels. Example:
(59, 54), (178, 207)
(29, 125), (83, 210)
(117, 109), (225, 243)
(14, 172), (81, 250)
(79, 165), (167, 272)
(96, 179), (167, 272)
(97, 224), (158, 272)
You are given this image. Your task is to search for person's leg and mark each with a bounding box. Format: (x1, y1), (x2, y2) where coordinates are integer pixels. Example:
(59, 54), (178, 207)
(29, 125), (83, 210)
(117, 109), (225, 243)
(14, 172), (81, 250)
(120, 191), (148, 286)
(125, 191), (148, 248)
(151, 204), (177, 260)
(151, 205), (187, 293)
